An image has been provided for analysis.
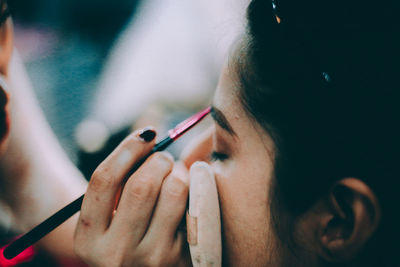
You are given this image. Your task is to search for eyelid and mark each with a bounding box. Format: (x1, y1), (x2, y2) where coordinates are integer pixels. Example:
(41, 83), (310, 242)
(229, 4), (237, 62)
(211, 126), (232, 162)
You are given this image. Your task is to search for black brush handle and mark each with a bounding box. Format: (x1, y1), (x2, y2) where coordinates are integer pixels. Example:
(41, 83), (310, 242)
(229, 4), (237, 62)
(3, 195), (84, 259)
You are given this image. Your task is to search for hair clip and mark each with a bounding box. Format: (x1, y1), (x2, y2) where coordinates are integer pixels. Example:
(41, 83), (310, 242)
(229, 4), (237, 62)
(271, 0), (281, 24)
(322, 72), (331, 83)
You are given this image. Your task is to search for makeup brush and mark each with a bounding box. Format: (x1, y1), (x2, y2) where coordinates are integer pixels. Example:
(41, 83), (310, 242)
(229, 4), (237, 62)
(3, 107), (211, 260)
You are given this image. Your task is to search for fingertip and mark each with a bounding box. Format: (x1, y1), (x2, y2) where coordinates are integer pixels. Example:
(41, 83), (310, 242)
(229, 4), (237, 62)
(159, 151), (174, 161)
(189, 161), (216, 217)
(190, 161), (213, 178)
(152, 151), (174, 169)
(125, 126), (156, 144)
(164, 173), (189, 198)
(138, 126), (157, 143)
(172, 161), (190, 184)
(122, 129), (153, 148)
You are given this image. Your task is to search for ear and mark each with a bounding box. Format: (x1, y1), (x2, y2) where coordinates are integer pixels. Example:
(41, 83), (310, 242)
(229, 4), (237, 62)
(0, 17), (13, 76)
(317, 178), (381, 262)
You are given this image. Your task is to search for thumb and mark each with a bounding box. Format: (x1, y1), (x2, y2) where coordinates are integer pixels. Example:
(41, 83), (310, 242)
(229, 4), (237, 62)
(187, 161), (221, 267)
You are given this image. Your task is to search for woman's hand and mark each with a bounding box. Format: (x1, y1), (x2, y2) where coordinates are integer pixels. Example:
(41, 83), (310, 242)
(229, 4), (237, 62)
(74, 128), (191, 267)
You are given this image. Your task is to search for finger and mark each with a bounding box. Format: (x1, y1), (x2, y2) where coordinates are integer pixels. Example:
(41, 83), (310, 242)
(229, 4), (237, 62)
(78, 128), (156, 234)
(108, 151), (174, 244)
(144, 162), (189, 244)
(180, 127), (213, 169)
(171, 231), (192, 267)
(187, 161), (222, 267)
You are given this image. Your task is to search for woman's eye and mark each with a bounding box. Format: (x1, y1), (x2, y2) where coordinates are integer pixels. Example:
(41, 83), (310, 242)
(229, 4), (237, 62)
(210, 151), (228, 162)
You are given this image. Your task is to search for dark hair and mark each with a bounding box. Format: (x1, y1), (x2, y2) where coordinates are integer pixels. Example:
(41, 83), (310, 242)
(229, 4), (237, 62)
(238, 0), (400, 266)
(0, 0), (10, 26)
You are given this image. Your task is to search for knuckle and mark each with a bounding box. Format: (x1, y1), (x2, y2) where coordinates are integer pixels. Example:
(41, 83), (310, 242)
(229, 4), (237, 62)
(151, 152), (174, 169)
(127, 177), (157, 201)
(127, 247), (173, 267)
(164, 175), (188, 198)
(90, 167), (117, 192)
(142, 252), (164, 267)
(78, 215), (93, 229)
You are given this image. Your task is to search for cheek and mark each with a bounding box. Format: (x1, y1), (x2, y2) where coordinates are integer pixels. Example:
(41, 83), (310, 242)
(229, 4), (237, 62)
(213, 151), (274, 221)
(213, 158), (276, 265)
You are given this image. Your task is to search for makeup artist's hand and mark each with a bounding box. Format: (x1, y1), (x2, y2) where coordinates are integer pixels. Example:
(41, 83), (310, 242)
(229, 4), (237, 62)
(74, 128), (191, 267)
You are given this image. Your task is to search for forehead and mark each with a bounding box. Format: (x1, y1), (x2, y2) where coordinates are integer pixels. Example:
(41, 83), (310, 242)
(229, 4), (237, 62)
(213, 61), (261, 141)
(213, 58), (276, 152)
(213, 62), (242, 117)
(213, 38), (251, 117)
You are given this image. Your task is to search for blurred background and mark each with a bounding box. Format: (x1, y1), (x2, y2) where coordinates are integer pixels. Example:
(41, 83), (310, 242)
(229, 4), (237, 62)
(9, 0), (247, 179)
(10, 0), (141, 164)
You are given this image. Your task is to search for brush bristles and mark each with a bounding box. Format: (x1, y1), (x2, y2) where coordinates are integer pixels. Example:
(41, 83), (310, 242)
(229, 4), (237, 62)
(168, 107), (211, 140)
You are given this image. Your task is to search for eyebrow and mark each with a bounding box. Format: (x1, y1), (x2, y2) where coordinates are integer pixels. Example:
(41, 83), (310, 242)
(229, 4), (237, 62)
(210, 106), (237, 136)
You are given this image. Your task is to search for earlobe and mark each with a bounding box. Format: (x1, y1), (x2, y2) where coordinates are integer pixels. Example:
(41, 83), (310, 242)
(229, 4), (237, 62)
(320, 178), (381, 262)
(0, 18), (13, 76)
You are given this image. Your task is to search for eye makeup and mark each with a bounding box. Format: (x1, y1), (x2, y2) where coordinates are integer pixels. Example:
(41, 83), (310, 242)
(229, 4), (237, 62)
(210, 151), (229, 162)
(209, 127), (233, 163)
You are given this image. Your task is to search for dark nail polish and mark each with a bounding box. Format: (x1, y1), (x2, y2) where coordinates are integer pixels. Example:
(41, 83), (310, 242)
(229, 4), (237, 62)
(139, 128), (156, 142)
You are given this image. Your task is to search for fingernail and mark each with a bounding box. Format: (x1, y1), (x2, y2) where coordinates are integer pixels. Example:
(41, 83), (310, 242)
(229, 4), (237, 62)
(138, 127), (156, 142)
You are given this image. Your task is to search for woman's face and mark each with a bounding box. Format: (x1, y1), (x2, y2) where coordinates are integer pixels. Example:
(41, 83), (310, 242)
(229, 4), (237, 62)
(184, 64), (281, 266)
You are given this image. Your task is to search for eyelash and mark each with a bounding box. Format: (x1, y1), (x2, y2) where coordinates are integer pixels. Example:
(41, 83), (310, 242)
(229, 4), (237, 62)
(210, 151), (228, 162)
